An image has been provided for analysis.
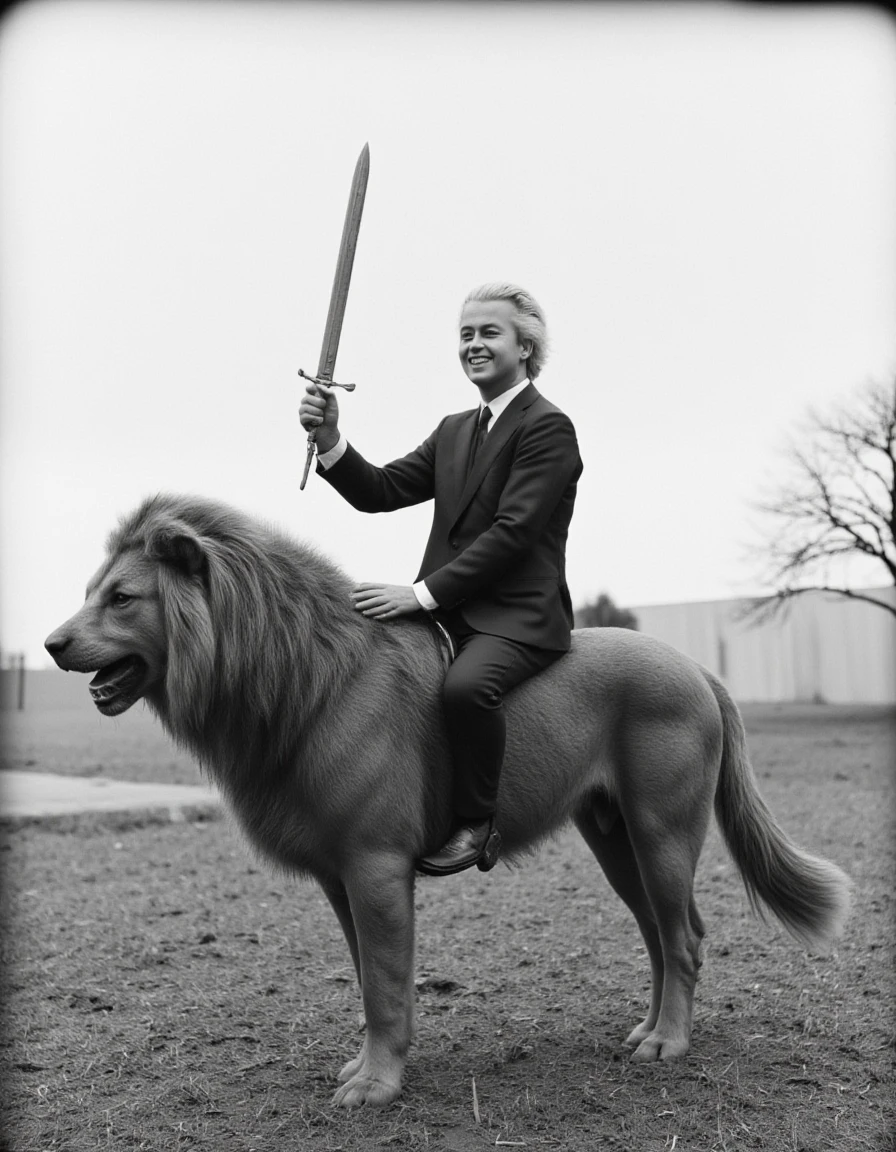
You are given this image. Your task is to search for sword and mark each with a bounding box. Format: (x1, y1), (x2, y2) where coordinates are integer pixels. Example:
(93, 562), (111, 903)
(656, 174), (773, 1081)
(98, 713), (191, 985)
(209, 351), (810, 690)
(299, 143), (370, 490)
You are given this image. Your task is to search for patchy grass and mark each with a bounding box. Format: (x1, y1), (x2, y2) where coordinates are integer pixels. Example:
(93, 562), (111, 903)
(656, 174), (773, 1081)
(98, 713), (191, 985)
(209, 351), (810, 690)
(2, 704), (200, 785)
(1, 705), (894, 1150)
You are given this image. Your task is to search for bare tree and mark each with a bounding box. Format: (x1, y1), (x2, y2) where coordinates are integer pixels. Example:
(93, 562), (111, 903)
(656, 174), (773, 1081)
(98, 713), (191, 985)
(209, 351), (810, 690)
(743, 378), (896, 622)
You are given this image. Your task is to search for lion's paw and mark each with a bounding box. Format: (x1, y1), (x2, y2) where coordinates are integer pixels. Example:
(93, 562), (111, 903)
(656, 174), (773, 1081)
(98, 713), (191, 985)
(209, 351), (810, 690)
(332, 1071), (402, 1109)
(629, 1030), (690, 1063)
(337, 1045), (367, 1084)
(623, 1019), (656, 1048)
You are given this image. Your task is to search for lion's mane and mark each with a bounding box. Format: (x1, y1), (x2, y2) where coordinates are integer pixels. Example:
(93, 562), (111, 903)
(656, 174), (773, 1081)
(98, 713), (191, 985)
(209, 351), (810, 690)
(105, 493), (372, 775)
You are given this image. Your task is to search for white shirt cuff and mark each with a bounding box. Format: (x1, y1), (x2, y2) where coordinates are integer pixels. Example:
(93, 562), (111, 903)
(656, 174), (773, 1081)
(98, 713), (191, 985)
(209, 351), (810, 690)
(413, 580), (438, 611)
(316, 435), (348, 470)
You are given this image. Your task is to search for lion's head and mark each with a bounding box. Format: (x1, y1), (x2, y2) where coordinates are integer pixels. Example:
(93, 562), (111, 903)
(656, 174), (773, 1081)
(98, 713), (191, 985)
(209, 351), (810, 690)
(43, 499), (217, 718)
(45, 544), (169, 716)
(46, 494), (364, 747)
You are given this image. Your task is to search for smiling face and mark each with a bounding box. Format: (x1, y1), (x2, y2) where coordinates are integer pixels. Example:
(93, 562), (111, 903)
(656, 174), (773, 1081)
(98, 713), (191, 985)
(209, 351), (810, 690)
(458, 299), (532, 402)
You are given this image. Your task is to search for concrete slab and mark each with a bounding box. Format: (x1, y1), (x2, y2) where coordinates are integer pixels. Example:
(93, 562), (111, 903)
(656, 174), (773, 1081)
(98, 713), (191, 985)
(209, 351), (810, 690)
(0, 770), (219, 819)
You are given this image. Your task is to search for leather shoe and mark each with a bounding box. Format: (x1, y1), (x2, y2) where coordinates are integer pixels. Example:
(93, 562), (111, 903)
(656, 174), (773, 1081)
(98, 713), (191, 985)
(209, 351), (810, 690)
(417, 819), (502, 877)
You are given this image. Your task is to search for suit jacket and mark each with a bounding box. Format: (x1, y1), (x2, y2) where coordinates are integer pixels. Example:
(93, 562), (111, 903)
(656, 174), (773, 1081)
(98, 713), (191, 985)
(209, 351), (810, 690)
(319, 383), (583, 651)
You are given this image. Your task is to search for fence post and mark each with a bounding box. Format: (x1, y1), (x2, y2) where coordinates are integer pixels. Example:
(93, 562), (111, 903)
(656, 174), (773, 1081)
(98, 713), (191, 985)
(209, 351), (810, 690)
(17, 653), (25, 711)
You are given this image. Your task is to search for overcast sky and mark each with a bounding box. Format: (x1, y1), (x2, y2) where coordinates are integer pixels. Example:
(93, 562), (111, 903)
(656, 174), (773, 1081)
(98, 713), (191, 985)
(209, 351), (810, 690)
(1, 0), (894, 667)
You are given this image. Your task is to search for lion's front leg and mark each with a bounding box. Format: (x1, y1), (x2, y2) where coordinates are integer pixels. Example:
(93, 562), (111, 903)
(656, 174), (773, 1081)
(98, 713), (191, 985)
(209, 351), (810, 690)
(319, 879), (369, 1084)
(331, 851), (416, 1108)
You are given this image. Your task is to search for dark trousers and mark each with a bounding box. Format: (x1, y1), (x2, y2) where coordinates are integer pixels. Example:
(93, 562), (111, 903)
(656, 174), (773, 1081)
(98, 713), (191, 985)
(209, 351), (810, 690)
(438, 611), (564, 822)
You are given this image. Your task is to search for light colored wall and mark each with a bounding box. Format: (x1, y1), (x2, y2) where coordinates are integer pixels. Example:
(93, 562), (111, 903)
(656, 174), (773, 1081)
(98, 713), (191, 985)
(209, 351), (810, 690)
(630, 587), (896, 704)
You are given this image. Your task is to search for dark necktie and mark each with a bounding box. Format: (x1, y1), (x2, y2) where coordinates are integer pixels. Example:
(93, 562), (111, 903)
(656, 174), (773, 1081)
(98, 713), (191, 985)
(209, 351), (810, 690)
(470, 405), (491, 467)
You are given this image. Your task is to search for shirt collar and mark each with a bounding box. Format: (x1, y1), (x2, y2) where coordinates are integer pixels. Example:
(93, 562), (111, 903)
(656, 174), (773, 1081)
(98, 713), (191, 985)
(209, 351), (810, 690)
(481, 378), (530, 426)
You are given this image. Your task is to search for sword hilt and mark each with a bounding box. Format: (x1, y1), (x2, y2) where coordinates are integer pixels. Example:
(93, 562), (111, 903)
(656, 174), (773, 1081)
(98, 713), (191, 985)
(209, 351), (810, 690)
(298, 368), (357, 491)
(300, 433), (316, 491)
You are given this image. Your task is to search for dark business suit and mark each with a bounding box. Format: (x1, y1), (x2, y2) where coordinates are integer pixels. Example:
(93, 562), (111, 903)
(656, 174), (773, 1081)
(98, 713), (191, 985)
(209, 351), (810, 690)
(319, 382), (582, 818)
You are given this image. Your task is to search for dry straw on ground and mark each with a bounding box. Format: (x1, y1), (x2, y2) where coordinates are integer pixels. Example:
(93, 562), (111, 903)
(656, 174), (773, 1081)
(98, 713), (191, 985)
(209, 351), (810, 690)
(1, 703), (894, 1150)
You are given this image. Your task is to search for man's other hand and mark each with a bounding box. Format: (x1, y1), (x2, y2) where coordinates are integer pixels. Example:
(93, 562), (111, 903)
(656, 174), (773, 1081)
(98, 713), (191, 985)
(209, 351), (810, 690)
(351, 583), (421, 620)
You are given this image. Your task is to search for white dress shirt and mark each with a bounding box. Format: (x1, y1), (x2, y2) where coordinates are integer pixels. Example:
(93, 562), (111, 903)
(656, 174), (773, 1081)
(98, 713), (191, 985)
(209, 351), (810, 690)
(317, 379), (531, 610)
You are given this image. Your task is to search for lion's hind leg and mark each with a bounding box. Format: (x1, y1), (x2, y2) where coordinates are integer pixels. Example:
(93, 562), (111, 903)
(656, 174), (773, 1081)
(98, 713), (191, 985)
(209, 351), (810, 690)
(574, 799), (666, 1048)
(623, 820), (706, 1062)
(614, 719), (714, 1063)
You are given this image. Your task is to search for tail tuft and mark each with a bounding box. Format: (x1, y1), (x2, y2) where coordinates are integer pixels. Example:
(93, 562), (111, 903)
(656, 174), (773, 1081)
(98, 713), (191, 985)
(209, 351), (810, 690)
(705, 671), (851, 953)
(738, 831), (852, 953)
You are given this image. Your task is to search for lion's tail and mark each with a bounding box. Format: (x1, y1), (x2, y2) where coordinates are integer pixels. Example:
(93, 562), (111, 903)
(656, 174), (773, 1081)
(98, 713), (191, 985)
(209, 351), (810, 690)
(703, 670), (851, 952)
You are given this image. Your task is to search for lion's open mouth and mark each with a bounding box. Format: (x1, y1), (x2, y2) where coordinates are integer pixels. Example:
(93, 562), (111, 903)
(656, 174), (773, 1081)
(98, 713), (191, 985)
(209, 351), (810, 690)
(89, 656), (148, 715)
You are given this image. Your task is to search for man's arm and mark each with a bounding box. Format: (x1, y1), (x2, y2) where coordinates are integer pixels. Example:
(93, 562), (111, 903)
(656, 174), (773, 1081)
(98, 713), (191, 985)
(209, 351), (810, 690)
(316, 436), (348, 470)
(299, 380), (440, 618)
(320, 438), (438, 513)
(299, 379), (439, 512)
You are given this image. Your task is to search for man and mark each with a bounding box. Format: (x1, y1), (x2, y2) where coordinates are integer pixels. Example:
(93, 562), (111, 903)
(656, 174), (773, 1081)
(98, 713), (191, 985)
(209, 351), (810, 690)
(298, 283), (582, 875)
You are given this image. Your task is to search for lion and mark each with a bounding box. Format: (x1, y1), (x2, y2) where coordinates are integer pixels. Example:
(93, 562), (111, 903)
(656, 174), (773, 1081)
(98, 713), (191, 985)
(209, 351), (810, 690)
(45, 493), (851, 1108)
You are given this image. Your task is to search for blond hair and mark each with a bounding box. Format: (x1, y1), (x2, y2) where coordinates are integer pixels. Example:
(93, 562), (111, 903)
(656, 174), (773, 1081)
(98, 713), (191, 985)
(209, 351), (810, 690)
(462, 283), (549, 379)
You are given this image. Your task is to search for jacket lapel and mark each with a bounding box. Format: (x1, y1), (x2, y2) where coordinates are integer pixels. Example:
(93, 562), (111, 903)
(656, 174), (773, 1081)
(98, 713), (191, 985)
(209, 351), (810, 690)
(451, 384), (539, 525)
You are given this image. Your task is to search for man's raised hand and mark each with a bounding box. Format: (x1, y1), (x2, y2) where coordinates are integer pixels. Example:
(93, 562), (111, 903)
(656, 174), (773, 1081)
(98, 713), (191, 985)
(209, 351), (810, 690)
(299, 382), (340, 454)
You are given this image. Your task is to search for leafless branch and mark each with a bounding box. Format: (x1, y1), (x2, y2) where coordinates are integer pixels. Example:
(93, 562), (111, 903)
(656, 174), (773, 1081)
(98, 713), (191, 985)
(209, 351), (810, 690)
(737, 585), (896, 625)
(745, 378), (896, 622)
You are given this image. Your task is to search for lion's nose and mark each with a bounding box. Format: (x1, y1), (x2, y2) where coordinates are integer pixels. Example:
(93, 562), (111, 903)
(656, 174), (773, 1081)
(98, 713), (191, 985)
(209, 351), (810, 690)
(45, 629), (71, 665)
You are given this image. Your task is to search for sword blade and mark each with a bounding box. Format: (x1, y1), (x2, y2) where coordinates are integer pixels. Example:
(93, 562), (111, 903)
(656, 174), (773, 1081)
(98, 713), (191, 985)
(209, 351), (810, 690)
(316, 143), (370, 382)
(300, 144), (370, 490)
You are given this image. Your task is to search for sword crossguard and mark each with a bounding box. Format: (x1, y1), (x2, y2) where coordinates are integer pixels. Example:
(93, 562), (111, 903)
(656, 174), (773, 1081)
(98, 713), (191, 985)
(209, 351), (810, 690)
(298, 367), (357, 392)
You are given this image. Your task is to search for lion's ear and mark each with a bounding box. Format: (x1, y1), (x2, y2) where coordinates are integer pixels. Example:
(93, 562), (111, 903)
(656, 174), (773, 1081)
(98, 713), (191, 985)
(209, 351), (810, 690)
(149, 525), (207, 578)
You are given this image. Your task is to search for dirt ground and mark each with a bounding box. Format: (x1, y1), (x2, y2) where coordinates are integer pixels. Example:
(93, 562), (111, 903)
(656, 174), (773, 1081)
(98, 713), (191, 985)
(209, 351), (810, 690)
(1, 704), (893, 1151)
